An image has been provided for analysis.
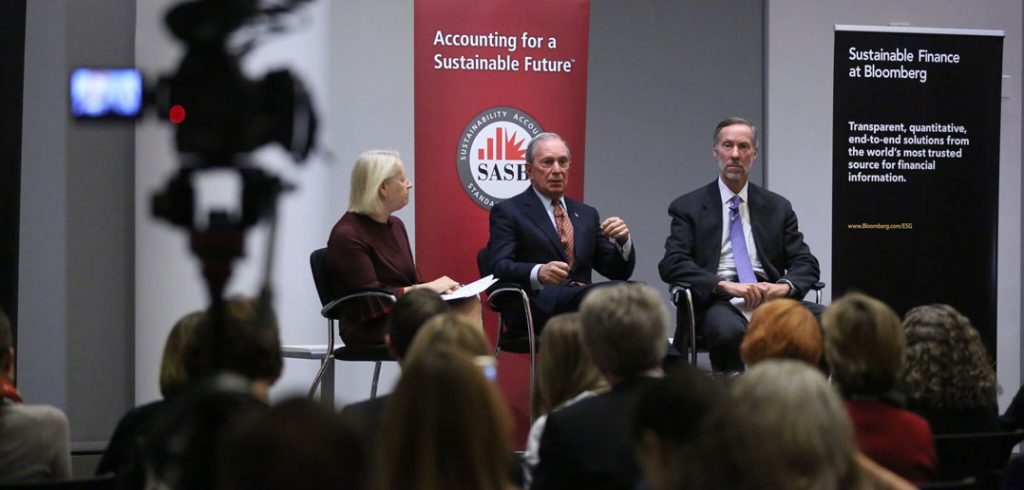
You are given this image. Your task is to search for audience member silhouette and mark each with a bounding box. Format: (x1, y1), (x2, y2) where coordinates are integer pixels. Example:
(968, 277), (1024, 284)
(682, 359), (913, 490)
(375, 346), (513, 490)
(401, 312), (492, 363)
(523, 312), (608, 487)
(142, 296), (284, 490)
(739, 297), (822, 368)
(0, 308), (71, 484)
(901, 303), (1000, 434)
(217, 397), (367, 490)
(96, 309), (204, 488)
(823, 292), (936, 484)
(532, 283), (667, 490)
(630, 364), (725, 490)
(340, 289), (449, 457)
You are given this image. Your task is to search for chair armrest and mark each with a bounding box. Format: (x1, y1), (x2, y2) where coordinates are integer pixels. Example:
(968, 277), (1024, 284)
(322, 288), (397, 318)
(484, 282), (530, 310)
(669, 282), (694, 307)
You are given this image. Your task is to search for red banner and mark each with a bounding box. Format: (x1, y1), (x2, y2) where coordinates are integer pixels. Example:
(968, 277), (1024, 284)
(414, 0), (591, 284)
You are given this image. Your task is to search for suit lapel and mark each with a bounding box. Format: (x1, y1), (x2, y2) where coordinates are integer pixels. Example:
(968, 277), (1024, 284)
(521, 189), (566, 260)
(747, 184), (767, 260)
(702, 182), (723, 268)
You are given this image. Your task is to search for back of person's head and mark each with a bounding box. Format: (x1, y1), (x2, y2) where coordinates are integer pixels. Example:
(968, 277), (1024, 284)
(685, 360), (868, 490)
(902, 303), (997, 411)
(387, 289), (449, 362)
(740, 298), (822, 367)
(822, 292), (904, 396)
(403, 312), (490, 363)
(376, 347), (511, 490)
(348, 149), (401, 217)
(160, 311), (204, 398)
(537, 312), (606, 415)
(217, 397), (367, 490)
(631, 365), (725, 490)
(579, 283), (667, 379)
(183, 296), (283, 387)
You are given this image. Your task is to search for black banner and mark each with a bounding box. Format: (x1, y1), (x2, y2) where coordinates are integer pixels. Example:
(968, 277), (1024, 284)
(832, 26), (1003, 359)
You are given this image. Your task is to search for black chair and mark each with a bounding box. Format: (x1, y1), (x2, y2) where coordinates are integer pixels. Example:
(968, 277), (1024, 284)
(307, 248), (396, 401)
(668, 280), (826, 366)
(0, 474), (115, 490)
(932, 429), (1024, 484)
(476, 248), (537, 422)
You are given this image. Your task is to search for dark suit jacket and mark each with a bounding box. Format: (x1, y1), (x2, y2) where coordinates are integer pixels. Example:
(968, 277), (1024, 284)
(658, 180), (819, 310)
(487, 187), (635, 289)
(338, 394), (389, 464)
(531, 376), (657, 490)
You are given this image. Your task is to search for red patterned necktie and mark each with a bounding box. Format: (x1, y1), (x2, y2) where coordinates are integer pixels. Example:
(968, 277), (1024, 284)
(553, 200), (575, 269)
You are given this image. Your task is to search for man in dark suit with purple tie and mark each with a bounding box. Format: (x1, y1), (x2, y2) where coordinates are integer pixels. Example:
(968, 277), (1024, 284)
(486, 132), (636, 332)
(659, 117), (821, 372)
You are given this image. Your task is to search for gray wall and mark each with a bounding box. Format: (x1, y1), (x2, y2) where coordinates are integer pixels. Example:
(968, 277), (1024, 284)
(585, 0), (764, 315)
(765, 0), (1023, 408)
(20, 0), (135, 448)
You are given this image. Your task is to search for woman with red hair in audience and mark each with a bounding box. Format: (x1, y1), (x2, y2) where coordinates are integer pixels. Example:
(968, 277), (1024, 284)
(739, 298), (822, 368)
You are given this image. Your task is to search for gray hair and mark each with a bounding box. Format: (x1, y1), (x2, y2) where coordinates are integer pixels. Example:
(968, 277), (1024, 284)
(524, 132), (571, 163)
(727, 359), (863, 490)
(580, 283), (667, 378)
(713, 117), (759, 149)
(347, 149), (402, 217)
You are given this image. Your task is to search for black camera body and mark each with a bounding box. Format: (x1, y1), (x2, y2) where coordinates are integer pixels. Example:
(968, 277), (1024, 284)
(72, 0), (317, 164)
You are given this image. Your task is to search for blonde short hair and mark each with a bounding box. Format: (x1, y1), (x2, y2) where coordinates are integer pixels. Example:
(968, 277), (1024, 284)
(347, 149), (402, 217)
(822, 292), (905, 396)
(404, 312), (491, 364)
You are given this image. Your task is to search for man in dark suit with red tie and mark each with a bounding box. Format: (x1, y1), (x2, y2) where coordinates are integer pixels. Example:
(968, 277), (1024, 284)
(659, 117), (821, 372)
(486, 132), (636, 332)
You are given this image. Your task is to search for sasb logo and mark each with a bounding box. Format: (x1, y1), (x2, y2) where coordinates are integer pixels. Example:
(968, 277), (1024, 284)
(457, 106), (542, 209)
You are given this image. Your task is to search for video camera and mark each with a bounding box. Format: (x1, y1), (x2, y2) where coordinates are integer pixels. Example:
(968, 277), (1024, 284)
(71, 0), (318, 164)
(72, 0), (319, 297)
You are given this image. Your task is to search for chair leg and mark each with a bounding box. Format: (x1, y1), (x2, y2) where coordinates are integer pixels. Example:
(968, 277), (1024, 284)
(370, 361), (382, 399)
(308, 354), (335, 399)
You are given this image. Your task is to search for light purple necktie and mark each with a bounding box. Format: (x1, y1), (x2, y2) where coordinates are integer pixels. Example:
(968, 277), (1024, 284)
(729, 195), (757, 283)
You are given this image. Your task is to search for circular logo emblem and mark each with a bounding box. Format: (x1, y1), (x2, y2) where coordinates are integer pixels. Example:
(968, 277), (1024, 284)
(456, 106), (543, 209)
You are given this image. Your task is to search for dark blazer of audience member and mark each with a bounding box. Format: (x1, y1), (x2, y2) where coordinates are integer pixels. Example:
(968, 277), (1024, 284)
(524, 312), (608, 486)
(375, 347), (513, 490)
(486, 132), (635, 329)
(901, 304), (1000, 434)
(327, 149), (460, 346)
(339, 289), (449, 453)
(97, 310), (204, 487)
(217, 397), (367, 490)
(0, 309), (71, 484)
(682, 359), (913, 490)
(631, 365), (726, 490)
(532, 283), (667, 490)
(739, 297), (822, 368)
(823, 292), (936, 484)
